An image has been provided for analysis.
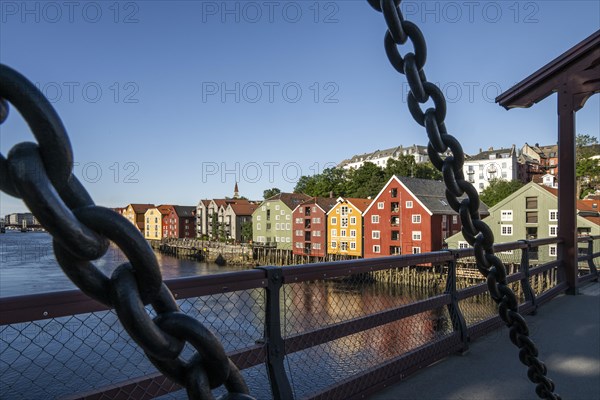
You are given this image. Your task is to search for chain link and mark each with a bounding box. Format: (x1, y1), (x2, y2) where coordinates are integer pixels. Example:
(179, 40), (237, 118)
(0, 64), (254, 400)
(371, 1), (561, 399)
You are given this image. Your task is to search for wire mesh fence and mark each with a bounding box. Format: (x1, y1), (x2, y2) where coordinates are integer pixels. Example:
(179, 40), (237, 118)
(1, 237), (598, 400)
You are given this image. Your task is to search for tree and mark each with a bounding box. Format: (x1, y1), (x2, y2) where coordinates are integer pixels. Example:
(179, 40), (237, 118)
(241, 221), (253, 243)
(345, 162), (385, 198)
(576, 134), (600, 198)
(263, 187), (281, 199)
(480, 179), (524, 207)
(384, 155), (416, 180)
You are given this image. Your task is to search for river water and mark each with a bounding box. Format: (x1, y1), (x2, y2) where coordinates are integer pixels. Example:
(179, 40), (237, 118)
(0, 231), (247, 297)
(0, 232), (492, 399)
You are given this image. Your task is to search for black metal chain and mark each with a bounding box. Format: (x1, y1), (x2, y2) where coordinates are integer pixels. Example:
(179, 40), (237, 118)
(368, 1), (560, 399)
(0, 64), (255, 400)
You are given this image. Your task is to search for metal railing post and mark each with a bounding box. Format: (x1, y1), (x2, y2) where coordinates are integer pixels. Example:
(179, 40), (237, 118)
(256, 266), (294, 400)
(586, 237), (598, 280)
(518, 240), (537, 314)
(444, 251), (468, 353)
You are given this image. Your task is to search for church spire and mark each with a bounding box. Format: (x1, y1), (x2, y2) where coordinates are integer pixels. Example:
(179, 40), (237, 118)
(233, 182), (239, 199)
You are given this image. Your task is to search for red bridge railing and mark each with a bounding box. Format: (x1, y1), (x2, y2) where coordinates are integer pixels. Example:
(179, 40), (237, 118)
(1, 236), (598, 399)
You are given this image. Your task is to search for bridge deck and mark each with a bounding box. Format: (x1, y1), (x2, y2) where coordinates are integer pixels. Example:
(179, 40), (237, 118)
(369, 281), (600, 400)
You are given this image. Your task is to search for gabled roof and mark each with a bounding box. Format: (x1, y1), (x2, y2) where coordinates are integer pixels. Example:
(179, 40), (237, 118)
(363, 175), (489, 216)
(129, 204), (155, 214)
(328, 197), (373, 214)
(465, 146), (516, 161)
(227, 202), (259, 216)
(173, 206), (196, 217)
(265, 192), (312, 210)
(294, 197), (338, 214)
(197, 199), (211, 207)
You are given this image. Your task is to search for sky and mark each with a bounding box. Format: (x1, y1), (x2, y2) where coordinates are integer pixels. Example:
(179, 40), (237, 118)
(1, 0), (599, 215)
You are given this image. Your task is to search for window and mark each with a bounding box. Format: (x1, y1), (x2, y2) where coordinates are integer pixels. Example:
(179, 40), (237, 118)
(275, 237), (279, 242)
(341, 242), (348, 251)
(391, 188), (398, 197)
(526, 197), (538, 209)
(406, 201), (413, 208)
(295, 217), (302, 223)
(549, 210), (558, 221)
(372, 231), (380, 239)
(350, 229), (356, 237)
(281, 210), (285, 215)
(331, 229), (337, 237)
(412, 247), (421, 254)
(350, 217), (356, 225)
(276, 215), (280, 221)
(373, 245), (380, 253)
(350, 242), (356, 250)
(501, 225), (513, 236)
(261, 206), (266, 211)
(452, 215), (457, 224)
(314, 243), (321, 250)
(479, 183), (484, 189)
(372, 215), (380, 223)
(313, 230), (321, 237)
(257, 223), (261, 230)
(286, 223), (290, 230)
(412, 231), (421, 241)
(275, 205), (280, 210)
(378, 202), (384, 209)
(331, 241), (337, 249)
(341, 218), (348, 227)
(500, 210), (513, 222)
(341, 206), (348, 216)
(526, 212), (538, 223)
(341, 229), (347, 237)
(458, 241), (469, 249)
(286, 237), (290, 243)
(296, 230), (302, 236)
(442, 215), (447, 223)
(331, 217), (337, 225)
(286, 215), (291, 220)
(412, 214), (421, 223)
(276, 223), (280, 230)
(549, 245), (557, 257)
(549, 225), (557, 237)
(146, 217), (150, 223)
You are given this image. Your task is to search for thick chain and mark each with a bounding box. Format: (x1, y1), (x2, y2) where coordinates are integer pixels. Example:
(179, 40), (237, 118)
(368, 1), (560, 399)
(0, 64), (254, 400)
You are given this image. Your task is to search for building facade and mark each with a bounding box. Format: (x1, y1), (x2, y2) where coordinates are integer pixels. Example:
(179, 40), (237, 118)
(362, 176), (482, 258)
(144, 206), (170, 240)
(339, 144), (438, 170)
(463, 145), (518, 193)
(292, 197), (337, 258)
(223, 202), (258, 243)
(446, 182), (600, 264)
(253, 193), (311, 250)
(123, 204), (155, 236)
(326, 197), (372, 257)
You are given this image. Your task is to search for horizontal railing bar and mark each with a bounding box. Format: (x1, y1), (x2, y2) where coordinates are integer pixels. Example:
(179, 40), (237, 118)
(0, 270), (268, 325)
(281, 251), (454, 282)
(530, 260), (562, 276)
(307, 334), (462, 400)
(284, 294), (451, 355)
(66, 344), (267, 400)
(536, 282), (569, 306)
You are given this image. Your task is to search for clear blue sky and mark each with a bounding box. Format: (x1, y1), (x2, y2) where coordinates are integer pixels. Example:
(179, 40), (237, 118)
(1, 1), (599, 215)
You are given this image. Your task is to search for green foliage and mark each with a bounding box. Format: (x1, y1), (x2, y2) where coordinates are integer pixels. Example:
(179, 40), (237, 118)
(294, 157), (443, 199)
(241, 221), (253, 243)
(263, 187), (281, 199)
(576, 134), (600, 198)
(480, 179), (524, 207)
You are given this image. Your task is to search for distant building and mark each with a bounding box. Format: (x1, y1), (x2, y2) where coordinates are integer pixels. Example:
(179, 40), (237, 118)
(292, 197), (337, 258)
(446, 182), (600, 264)
(160, 205), (196, 239)
(4, 213), (37, 226)
(253, 193), (311, 250)
(326, 197), (373, 257)
(223, 202), (258, 242)
(338, 144), (442, 170)
(362, 176), (488, 258)
(521, 143), (559, 176)
(144, 205), (170, 240)
(463, 145), (518, 193)
(123, 204), (155, 236)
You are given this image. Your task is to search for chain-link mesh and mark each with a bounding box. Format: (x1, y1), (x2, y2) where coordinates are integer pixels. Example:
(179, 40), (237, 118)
(280, 265), (452, 399)
(0, 289), (268, 400)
